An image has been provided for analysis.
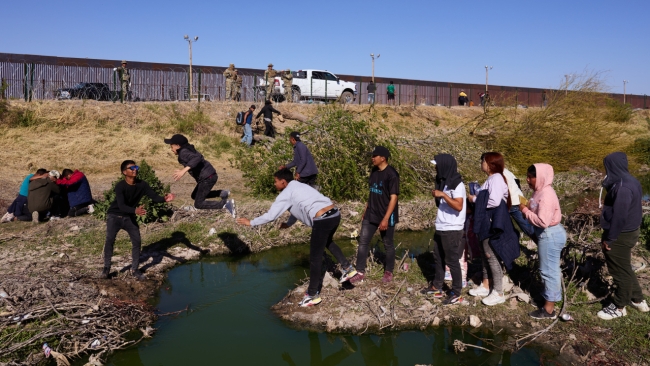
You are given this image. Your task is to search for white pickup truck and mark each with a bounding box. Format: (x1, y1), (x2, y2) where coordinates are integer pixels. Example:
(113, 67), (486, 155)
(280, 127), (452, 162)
(256, 69), (357, 103)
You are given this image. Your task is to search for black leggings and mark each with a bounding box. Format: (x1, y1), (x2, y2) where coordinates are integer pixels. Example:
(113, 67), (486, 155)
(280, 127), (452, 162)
(191, 175), (226, 210)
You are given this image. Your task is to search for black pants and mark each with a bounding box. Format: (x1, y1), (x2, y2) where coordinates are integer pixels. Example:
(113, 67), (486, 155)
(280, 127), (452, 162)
(104, 214), (142, 271)
(307, 212), (350, 296)
(68, 201), (93, 217)
(191, 175), (226, 210)
(432, 230), (464, 295)
(354, 220), (396, 273)
(604, 229), (644, 308)
(298, 174), (318, 187)
(264, 120), (275, 138)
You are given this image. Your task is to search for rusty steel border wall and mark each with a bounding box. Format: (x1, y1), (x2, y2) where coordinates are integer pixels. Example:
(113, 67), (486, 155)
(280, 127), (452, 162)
(0, 53), (647, 109)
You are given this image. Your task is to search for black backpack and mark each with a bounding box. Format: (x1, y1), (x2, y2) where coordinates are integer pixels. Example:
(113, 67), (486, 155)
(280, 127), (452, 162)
(236, 111), (245, 125)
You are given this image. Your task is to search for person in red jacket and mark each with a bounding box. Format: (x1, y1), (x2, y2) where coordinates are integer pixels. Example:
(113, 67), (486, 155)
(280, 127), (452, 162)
(57, 169), (95, 217)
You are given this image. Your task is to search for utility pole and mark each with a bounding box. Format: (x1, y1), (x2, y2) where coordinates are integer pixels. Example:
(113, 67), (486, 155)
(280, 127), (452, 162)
(370, 53), (380, 82)
(184, 35), (199, 101)
(623, 80), (628, 104)
(485, 65), (492, 92)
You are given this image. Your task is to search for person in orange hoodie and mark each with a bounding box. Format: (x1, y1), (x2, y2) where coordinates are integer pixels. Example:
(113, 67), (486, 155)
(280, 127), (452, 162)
(520, 163), (566, 320)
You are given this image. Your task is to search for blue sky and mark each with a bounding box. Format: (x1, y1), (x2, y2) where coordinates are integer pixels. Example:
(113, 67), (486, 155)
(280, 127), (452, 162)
(2, 0), (648, 94)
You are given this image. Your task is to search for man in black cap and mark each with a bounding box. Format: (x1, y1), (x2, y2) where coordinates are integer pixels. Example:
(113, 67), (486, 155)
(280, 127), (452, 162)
(346, 146), (400, 284)
(256, 100), (282, 138)
(279, 131), (319, 187)
(164, 134), (235, 216)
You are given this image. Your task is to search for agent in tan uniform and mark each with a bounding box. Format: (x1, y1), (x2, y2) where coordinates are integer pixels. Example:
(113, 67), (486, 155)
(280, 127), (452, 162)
(264, 63), (277, 100)
(234, 70), (243, 101)
(223, 64), (236, 101)
(282, 69), (293, 102)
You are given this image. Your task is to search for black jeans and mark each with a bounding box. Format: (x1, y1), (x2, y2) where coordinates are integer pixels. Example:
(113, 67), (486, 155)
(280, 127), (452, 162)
(104, 214), (142, 271)
(298, 174), (318, 188)
(604, 229), (644, 308)
(432, 230), (464, 295)
(307, 212), (350, 296)
(354, 220), (396, 273)
(264, 120), (275, 138)
(191, 174), (226, 210)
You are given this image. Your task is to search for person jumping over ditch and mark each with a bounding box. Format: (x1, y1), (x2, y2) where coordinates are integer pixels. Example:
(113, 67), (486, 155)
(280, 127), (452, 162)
(101, 160), (175, 281)
(236, 168), (357, 307)
(164, 134), (235, 216)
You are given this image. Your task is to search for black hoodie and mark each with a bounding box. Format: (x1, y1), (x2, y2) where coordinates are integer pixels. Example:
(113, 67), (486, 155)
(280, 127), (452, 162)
(177, 144), (217, 182)
(600, 152), (642, 242)
(434, 154), (463, 207)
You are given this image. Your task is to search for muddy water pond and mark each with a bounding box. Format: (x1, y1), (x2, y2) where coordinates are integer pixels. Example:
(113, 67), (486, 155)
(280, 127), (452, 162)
(102, 230), (549, 366)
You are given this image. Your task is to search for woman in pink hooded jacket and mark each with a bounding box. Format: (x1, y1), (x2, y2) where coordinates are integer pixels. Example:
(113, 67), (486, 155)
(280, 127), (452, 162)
(520, 163), (566, 320)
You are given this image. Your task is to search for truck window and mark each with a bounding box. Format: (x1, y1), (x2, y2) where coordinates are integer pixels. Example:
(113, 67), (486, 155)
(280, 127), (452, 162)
(293, 71), (307, 79)
(311, 71), (325, 80)
(323, 73), (338, 81)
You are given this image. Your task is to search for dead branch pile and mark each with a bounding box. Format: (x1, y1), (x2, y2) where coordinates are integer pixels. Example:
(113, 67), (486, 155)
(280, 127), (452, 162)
(0, 273), (155, 365)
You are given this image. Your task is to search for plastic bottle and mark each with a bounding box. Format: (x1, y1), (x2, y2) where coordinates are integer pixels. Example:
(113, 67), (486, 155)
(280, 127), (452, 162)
(43, 343), (51, 357)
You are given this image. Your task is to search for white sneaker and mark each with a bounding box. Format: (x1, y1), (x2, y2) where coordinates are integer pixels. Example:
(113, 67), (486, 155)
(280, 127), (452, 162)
(88, 204), (95, 214)
(1, 212), (14, 223)
(469, 284), (490, 297)
(597, 303), (627, 320)
(224, 199), (236, 218)
(631, 299), (650, 313)
(481, 290), (506, 306)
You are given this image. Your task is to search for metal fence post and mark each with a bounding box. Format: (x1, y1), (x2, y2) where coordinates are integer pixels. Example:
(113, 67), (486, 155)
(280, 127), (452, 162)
(325, 76), (327, 103)
(23, 63), (28, 102)
(310, 77), (313, 100)
(197, 69), (201, 104)
(1, 78), (5, 99)
(398, 84), (400, 106)
(644, 94), (647, 109)
(359, 81), (362, 105)
(448, 84), (452, 108)
(254, 75), (258, 102)
(187, 68), (191, 102)
(414, 87), (417, 108)
(113, 70), (117, 103)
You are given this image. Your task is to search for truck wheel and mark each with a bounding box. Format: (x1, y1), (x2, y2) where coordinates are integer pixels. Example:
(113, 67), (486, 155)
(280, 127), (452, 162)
(339, 91), (354, 104)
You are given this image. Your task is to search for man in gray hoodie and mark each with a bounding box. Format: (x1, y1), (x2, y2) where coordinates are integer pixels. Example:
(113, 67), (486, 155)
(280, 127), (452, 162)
(597, 152), (649, 319)
(236, 168), (356, 307)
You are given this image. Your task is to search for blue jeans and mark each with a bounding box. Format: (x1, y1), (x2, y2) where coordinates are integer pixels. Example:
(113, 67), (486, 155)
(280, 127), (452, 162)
(536, 224), (566, 302)
(240, 123), (252, 146)
(368, 93), (375, 104)
(509, 206), (534, 238)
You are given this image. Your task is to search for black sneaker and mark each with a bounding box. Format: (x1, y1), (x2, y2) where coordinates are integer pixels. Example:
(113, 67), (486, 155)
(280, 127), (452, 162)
(131, 270), (146, 281)
(420, 284), (444, 298)
(529, 308), (557, 320)
(99, 267), (110, 279)
(442, 292), (462, 306)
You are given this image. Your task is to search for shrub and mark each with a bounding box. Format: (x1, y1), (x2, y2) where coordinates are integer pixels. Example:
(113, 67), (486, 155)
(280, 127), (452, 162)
(93, 160), (171, 224)
(482, 73), (634, 173)
(168, 105), (209, 134)
(232, 107), (424, 200)
(642, 214), (650, 250)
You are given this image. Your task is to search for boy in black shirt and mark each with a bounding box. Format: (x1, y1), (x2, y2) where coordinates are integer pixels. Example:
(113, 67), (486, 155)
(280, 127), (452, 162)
(101, 160), (175, 280)
(345, 146), (399, 284)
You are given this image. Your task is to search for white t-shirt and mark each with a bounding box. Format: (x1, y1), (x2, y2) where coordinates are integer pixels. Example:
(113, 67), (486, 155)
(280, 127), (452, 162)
(503, 169), (523, 206)
(435, 182), (467, 231)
